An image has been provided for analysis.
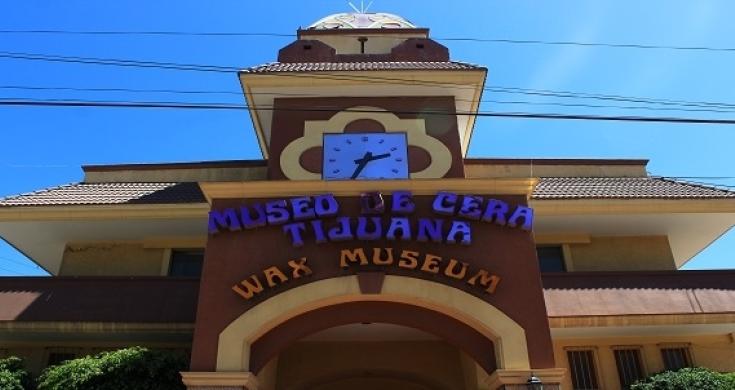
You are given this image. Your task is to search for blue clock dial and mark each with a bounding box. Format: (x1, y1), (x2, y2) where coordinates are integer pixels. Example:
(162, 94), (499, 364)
(323, 133), (409, 180)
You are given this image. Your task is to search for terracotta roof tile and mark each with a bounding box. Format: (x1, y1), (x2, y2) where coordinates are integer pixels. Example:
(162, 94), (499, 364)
(0, 182), (204, 206)
(241, 61), (484, 73)
(533, 177), (735, 199)
(542, 271), (735, 316)
(1, 177), (733, 207)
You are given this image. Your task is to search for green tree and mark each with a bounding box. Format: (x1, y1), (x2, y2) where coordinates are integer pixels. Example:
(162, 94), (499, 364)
(631, 367), (735, 390)
(0, 357), (31, 390)
(37, 347), (187, 390)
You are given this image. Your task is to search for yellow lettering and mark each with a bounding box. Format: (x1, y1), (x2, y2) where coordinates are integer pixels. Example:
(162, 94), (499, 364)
(263, 266), (289, 287)
(288, 257), (312, 279)
(340, 248), (368, 268)
(467, 270), (501, 294)
(398, 250), (419, 269)
(420, 253), (442, 274)
(372, 247), (394, 265)
(444, 259), (468, 279)
(232, 276), (264, 300)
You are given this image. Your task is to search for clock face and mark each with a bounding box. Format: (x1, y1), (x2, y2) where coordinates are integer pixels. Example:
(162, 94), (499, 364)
(322, 132), (409, 180)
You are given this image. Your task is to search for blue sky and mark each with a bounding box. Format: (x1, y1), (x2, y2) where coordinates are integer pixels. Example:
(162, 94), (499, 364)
(1, 0), (735, 275)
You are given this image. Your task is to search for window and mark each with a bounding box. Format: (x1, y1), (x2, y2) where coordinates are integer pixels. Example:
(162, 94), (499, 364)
(567, 349), (599, 389)
(168, 249), (204, 277)
(566, 349), (599, 390)
(661, 347), (692, 371)
(537, 246), (566, 272)
(614, 348), (646, 389)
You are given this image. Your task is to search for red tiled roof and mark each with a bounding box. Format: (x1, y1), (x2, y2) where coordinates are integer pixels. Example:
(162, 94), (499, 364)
(241, 61), (484, 73)
(1, 177), (733, 207)
(542, 271), (735, 317)
(534, 177), (735, 199)
(0, 182), (204, 206)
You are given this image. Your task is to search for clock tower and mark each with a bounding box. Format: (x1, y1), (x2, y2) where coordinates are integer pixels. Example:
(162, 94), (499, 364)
(186, 10), (561, 390)
(239, 12), (487, 180)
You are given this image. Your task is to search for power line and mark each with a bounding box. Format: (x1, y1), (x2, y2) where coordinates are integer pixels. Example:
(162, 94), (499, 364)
(4, 98), (735, 125)
(5, 84), (735, 114)
(0, 29), (295, 38)
(0, 84), (242, 96)
(2, 29), (735, 53)
(3, 50), (735, 111)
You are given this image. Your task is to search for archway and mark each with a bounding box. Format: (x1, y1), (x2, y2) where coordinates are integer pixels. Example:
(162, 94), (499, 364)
(217, 275), (531, 373)
(250, 301), (497, 374)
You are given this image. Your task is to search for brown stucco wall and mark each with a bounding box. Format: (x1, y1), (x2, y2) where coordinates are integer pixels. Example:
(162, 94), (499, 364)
(191, 194), (555, 372)
(568, 236), (676, 272)
(59, 244), (165, 276)
(274, 340), (466, 390)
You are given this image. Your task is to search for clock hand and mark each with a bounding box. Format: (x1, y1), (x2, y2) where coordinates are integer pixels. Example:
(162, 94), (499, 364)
(368, 152), (391, 161)
(351, 152), (372, 179)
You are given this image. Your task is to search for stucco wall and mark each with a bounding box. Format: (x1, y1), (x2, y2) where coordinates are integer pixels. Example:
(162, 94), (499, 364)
(554, 334), (735, 390)
(59, 244), (166, 276)
(568, 236), (676, 271)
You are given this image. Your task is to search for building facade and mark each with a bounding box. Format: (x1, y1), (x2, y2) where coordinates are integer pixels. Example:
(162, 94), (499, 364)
(1, 11), (734, 390)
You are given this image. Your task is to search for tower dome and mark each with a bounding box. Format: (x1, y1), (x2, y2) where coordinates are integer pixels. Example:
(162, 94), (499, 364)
(307, 12), (417, 30)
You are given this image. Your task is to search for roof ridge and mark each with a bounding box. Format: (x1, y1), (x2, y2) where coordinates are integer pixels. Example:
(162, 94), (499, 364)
(653, 176), (735, 195)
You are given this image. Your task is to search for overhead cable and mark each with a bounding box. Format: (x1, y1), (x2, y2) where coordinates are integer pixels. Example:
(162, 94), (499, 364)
(4, 98), (735, 125)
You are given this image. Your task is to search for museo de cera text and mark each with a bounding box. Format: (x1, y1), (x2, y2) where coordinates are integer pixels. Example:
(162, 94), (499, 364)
(209, 191), (534, 300)
(208, 191), (534, 246)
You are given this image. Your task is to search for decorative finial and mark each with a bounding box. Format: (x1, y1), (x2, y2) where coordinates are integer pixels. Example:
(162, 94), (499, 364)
(348, 0), (373, 13)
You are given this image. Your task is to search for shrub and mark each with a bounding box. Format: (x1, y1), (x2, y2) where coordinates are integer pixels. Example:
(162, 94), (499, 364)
(36, 347), (187, 390)
(630, 367), (735, 390)
(0, 357), (31, 390)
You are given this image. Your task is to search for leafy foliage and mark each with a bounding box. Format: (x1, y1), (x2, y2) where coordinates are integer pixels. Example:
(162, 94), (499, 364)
(0, 357), (31, 390)
(631, 367), (735, 390)
(36, 347), (186, 390)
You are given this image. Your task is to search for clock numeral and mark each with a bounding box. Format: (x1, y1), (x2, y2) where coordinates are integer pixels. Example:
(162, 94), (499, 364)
(333, 169), (340, 174)
(328, 158), (336, 163)
(395, 158), (403, 162)
(333, 147), (341, 152)
(345, 139), (352, 144)
(390, 147), (397, 151)
(378, 139), (385, 144)
(392, 169), (399, 173)
(361, 136), (368, 142)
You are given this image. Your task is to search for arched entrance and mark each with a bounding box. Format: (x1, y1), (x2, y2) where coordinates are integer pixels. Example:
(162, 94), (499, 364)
(210, 275), (534, 389)
(250, 301), (497, 374)
(268, 323), (477, 390)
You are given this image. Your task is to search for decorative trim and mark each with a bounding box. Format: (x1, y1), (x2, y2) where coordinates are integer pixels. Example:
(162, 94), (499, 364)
(280, 106), (452, 180)
(200, 178), (537, 202)
(548, 313), (735, 328)
(181, 372), (258, 389)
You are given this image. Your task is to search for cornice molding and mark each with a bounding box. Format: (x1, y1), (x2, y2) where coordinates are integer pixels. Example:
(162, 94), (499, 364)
(200, 178), (538, 202)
